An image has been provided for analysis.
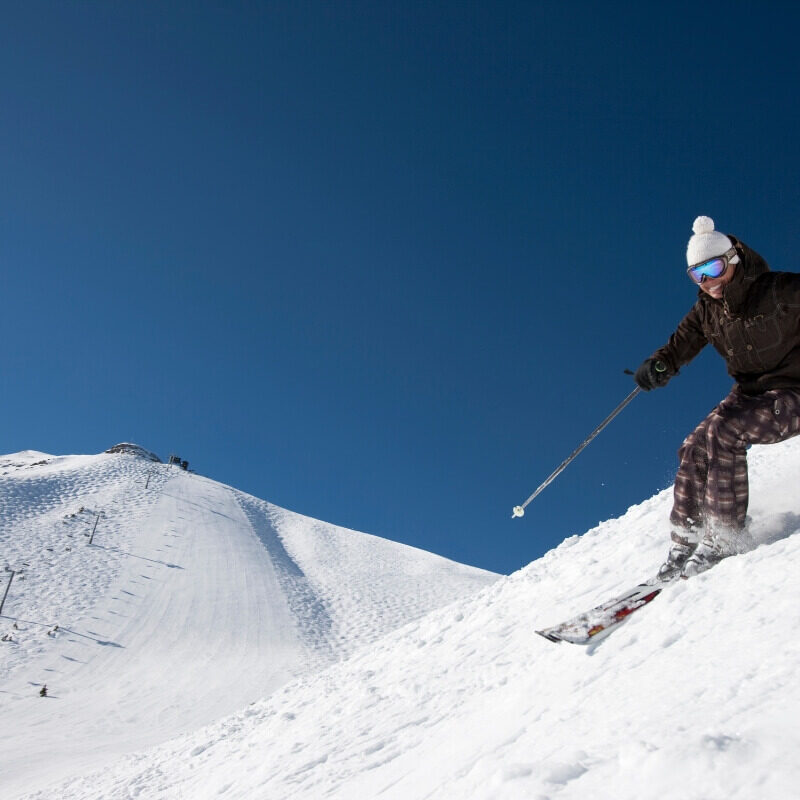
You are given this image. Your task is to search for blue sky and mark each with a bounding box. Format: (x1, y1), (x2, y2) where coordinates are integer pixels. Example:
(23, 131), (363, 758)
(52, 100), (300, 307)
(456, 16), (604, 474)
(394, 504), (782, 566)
(2, 2), (799, 574)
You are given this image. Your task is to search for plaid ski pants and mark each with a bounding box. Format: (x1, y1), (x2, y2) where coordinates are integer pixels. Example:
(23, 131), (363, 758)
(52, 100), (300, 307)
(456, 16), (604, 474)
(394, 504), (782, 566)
(671, 386), (800, 533)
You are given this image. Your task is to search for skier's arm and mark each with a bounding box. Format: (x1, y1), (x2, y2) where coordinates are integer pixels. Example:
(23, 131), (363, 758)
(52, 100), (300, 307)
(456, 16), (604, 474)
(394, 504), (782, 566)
(634, 305), (706, 391)
(651, 304), (708, 375)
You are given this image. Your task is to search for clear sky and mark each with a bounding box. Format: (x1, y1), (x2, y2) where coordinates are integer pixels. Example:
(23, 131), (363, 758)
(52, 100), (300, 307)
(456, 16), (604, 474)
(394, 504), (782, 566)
(2, 2), (799, 574)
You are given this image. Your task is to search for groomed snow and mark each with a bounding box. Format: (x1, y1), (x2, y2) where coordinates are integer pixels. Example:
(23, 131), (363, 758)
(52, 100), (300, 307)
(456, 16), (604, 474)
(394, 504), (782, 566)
(0, 450), (497, 798)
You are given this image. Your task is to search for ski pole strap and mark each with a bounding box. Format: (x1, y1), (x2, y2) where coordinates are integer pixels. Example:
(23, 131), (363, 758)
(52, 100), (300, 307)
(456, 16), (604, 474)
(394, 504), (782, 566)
(512, 386), (641, 518)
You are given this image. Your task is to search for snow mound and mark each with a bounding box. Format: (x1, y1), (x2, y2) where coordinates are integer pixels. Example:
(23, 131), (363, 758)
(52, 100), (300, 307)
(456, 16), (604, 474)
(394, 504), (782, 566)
(28, 437), (800, 800)
(0, 450), (497, 799)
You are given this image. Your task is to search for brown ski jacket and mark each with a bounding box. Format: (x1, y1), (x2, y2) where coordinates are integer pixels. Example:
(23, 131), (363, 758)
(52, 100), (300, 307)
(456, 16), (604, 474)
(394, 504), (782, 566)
(653, 236), (800, 395)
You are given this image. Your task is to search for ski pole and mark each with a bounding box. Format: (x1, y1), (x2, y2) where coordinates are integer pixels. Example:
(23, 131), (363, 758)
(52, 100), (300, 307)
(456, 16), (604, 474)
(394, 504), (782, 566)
(512, 385), (642, 519)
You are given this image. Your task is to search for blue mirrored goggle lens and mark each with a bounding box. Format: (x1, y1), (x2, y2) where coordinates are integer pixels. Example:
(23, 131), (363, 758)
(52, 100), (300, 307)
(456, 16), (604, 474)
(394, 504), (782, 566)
(688, 257), (727, 284)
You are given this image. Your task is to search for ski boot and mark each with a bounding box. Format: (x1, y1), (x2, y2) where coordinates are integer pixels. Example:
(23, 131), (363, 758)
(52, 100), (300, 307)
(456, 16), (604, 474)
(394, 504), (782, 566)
(681, 524), (754, 579)
(657, 530), (699, 581)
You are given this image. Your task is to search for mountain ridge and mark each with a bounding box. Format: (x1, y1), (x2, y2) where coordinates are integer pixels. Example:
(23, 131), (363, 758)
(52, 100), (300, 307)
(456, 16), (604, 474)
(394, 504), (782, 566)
(0, 447), (498, 798)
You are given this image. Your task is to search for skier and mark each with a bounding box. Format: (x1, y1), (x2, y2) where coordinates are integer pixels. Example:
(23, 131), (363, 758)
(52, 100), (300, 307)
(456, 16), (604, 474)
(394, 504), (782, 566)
(634, 216), (800, 579)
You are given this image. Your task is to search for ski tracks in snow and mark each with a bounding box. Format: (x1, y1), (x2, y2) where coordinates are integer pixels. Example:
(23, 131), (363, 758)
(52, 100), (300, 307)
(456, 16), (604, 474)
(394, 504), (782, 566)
(1, 451), (499, 800)
(0, 453), (172, 685)
(1, 453), (496, 800)
(0, 462), (306, 799)
(235, 493), (338, 670)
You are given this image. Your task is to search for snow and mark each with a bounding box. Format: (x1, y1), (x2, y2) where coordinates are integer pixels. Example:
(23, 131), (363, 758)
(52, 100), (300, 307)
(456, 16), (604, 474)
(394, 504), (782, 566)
(0, 449), (496, 798)
(3, 439), (800, 799)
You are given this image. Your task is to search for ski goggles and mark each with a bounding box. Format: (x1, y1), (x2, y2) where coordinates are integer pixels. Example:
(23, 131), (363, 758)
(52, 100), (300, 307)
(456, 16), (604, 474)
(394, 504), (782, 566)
(687, 246), (737, 285)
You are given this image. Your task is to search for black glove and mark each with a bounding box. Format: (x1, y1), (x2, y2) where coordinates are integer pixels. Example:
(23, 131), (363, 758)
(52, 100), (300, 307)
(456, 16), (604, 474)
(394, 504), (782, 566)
(634, 358), (671, 391)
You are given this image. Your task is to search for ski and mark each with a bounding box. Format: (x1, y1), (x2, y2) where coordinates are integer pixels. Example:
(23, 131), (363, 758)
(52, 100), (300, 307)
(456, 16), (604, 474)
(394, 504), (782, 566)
(536, 577), (673, 645)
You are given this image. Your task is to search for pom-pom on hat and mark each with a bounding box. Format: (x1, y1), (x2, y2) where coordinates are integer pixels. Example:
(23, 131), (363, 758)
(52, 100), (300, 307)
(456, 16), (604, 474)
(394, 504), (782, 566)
(686, 216), (737, 266)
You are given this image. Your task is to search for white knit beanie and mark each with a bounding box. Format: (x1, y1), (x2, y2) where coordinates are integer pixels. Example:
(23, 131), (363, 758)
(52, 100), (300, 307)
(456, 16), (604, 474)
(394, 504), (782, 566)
(686, 216), (738, 266)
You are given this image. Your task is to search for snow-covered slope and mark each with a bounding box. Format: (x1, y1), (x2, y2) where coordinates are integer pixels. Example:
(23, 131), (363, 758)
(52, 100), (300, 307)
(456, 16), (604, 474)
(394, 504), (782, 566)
(0, 449), (497, 798)
(26, 437), (800, 800)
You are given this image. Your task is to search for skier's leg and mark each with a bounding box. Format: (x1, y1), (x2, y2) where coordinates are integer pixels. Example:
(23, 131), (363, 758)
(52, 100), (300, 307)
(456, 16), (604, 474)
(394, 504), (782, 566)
(670, 414), (713, 532)
(659, 401), (724, 579)
(703, 392), (763, 530)
(682, 394), (755, 575)
(684, 387), (800, 576)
